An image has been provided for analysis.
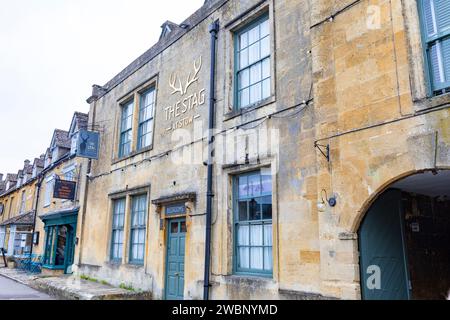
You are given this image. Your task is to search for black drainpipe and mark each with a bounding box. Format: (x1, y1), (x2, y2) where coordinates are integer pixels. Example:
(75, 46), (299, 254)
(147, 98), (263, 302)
(203, 19), (219, 301)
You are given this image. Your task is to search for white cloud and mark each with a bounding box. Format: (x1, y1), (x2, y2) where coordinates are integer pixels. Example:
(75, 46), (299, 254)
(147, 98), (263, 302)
(0, 0), (204, 174)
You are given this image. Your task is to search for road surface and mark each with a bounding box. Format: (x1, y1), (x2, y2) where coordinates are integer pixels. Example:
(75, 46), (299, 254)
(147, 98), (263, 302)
(0, 275), (54, 300)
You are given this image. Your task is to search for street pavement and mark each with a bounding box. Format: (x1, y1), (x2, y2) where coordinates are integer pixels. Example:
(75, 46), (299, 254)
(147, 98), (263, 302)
(0, 275), (54, 300)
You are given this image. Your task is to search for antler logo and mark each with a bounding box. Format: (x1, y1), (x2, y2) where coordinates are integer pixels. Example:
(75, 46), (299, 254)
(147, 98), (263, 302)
(79, 132), (89, 153)
(169, 56), (202, 96)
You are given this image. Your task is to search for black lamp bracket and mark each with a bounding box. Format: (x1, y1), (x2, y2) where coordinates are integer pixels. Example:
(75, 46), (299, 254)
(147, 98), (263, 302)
(314, 142), (330, 162)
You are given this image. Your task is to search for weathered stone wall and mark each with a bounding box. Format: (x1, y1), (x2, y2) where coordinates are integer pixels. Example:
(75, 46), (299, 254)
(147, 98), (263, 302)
(34, 157), (85, 256)
(311, 0), (450, 299)
(0, 179), (38, 254)
(76, 0), (449, 300)
(76, 0), (321, 300)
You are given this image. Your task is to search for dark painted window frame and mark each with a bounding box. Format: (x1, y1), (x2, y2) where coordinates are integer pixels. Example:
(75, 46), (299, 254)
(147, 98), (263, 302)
(232, 169), (273, 277)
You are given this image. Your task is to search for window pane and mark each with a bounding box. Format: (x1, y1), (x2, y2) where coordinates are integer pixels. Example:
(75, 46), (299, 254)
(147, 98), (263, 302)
(264, 247), (272, 271)
(125, 116), (132, 130)
(249, 63), (262, 84)
(262, 196), (272, 220)
(249, 198), (262, 220)
(240, 48), (249, 69)
(239, 69), (250, 89)
(113, 213), (118, 228)
(248, 42), (260, 65)
(248, 25), (259, 44)
(180, 221), (187, 233)
(250, 224), (262, 245)
(250, 247), (263, 270)
(140, 210), (146, 226)
(239, 88), (250, 107)
(260, 36), (270, 57)
(240, 32), (248, 49)
(237, 225), (249, 246)
(262, 58), (270, 79)
(262, 78), (270, 99)
(238, 175), (248, 198)
(171, 222), (178, 233)
(249, 83), (262, 104)
(141, 107), (152, 122)
(138, 245), (144, 260)
(119, 213), (125, 228)
(238, 247), (249, 269)
(263, 224), (272, 246)
(141, 133), (152, 148)
(261, 171), (272, 194)
(260, 19), (269, 37)
(248, 174), (261, 197)
(238, 201), (248, 221)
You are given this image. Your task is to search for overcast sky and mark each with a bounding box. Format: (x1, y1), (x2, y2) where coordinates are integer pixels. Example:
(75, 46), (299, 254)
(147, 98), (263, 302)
(0, 0), (204, 176)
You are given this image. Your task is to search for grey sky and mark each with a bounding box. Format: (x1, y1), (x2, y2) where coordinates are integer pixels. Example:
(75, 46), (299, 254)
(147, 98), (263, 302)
(0, 0), (204, 175)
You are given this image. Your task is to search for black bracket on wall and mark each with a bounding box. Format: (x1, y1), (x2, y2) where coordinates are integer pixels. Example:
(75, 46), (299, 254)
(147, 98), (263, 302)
(314, 142), (330, 162)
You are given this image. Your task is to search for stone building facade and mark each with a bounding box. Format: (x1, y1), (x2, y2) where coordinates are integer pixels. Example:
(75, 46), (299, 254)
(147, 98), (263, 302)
(0, 167), (39, 257)
(33, 112), (88, 275)
(0, 112), (88, 276)
(67, 0), (450, 300)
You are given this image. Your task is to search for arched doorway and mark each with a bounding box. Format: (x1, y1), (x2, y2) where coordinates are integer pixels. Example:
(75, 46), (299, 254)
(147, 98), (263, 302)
(358, 170), (450, 300)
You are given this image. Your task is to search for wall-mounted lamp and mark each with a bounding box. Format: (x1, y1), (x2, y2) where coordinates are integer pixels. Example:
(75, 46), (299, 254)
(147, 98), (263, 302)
(321, 189), (337, 208)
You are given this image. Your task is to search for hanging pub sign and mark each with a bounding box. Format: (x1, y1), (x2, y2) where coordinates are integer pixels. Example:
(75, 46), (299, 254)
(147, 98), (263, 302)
(76, 129), (100, 159)
(53, 179), (77, 200)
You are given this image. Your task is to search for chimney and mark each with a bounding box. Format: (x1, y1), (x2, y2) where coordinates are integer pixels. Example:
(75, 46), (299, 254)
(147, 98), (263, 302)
(0, 173), (3, 182)
(40, 154), (45, 160)
(87, 84), (107, 103)
(24, 159), (30, 167)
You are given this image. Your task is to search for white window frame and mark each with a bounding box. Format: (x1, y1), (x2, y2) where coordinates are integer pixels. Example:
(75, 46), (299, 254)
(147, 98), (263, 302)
(44, 175), (55, 207)
(62, 164), (77, 182)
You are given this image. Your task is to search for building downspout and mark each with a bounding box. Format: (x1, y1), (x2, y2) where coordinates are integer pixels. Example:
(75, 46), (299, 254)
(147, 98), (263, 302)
(203, 19), (219, 301)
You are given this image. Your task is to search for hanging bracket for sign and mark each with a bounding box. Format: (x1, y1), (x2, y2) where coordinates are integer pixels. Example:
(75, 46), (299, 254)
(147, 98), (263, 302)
(314, 142), (330, 162)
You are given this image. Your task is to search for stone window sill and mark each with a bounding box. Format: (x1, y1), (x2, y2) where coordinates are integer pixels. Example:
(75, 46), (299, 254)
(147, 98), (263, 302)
(111, 145), (153, 166)
(219, 273), (275, 286)
(224, 95), (276, 122)
(415, 92), (450, 112)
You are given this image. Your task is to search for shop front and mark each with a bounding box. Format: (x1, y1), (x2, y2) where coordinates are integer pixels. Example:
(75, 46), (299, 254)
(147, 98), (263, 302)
(0, 211), (34, 257)
(40, 208), (78, 274)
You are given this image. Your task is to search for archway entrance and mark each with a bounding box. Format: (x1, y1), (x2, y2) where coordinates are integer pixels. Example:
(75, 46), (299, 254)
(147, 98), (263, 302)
(358, 170), (450, 300)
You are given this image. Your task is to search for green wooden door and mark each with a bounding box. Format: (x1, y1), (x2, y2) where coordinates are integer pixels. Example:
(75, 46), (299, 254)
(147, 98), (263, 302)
(64, 225), (76, 274)
(359, 189), (411, 300)
(165, 219), (186, 300)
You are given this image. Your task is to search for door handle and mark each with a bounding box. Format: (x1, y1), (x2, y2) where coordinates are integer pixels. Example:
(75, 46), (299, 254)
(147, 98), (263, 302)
(174, 272), (179, 276)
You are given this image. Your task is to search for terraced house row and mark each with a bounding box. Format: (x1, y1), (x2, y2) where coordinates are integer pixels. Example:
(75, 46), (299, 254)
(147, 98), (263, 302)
(1, 0), (449, 300)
